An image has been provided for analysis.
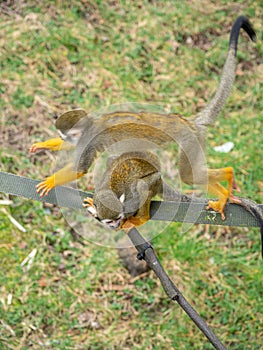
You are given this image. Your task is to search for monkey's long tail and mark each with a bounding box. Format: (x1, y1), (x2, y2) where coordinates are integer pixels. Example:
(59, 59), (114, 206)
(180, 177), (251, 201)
(195, 16), (256, 127)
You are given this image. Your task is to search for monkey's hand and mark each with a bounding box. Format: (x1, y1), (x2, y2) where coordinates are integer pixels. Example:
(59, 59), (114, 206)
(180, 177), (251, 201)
(29, 138), (65, 153)
(83, 197), (97, 217)
(36, 175), (56, 197)
(29, 138), (73, 153)
(36, 165), (85, 197)
(30, 142), (45, 153)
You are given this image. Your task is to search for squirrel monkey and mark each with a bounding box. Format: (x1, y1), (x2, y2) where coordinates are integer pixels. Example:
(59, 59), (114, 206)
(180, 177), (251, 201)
(30, 16), (256, 228)
(84, 151), (163, 230)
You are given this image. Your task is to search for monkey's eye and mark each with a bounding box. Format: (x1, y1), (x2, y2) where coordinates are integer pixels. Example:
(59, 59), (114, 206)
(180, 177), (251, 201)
(101, 213), (124, 225)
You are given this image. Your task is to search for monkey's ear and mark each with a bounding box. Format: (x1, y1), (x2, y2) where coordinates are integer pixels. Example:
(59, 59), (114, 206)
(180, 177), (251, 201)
(55, 109), (87, 134)
(56, 109), (89, 145)
(119, 193), (125, 203)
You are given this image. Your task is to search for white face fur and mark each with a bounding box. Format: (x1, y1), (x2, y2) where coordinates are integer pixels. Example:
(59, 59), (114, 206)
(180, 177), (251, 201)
(58, 128), (82, 146)
(100, 213), (125, 229)
(87, 193), (125, 229)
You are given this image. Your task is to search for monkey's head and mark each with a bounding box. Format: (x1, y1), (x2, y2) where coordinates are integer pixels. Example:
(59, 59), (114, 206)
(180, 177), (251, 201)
(87, 190), (126, 229)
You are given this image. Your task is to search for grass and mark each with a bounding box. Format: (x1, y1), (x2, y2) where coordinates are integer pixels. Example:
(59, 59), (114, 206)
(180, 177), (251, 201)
(0, 1), (263, 349)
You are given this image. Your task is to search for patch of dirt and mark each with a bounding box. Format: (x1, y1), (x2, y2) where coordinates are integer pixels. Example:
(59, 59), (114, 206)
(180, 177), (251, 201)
(183, 28), (221, 52)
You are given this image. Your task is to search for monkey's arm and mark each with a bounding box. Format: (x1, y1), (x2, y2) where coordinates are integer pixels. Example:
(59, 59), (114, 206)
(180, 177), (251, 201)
(29, 137), (81, 196)
(29, 138), (74, 153)
(36, 163), (85, 197)
(29, 110), (89, 195)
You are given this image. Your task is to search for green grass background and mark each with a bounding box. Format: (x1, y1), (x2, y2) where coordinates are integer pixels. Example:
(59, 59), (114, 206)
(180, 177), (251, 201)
(0, 1), (262, 349)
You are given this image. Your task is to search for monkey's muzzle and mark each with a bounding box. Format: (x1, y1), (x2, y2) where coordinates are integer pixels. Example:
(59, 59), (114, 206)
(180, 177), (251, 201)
(100, 216), (124, 230)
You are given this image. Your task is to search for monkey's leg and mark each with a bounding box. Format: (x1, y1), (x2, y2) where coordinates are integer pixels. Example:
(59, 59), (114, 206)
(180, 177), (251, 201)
(121, 172), (161, 230)
(29, 138), (73, 153)
(122, 199), (152, 230)
(36, 163), (85, 197)
(206, 167), (241, 220)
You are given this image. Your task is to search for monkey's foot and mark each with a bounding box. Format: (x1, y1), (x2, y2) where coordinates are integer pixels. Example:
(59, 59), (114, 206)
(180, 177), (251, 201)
(83, 197), (97, 217)
(206, 200), (227, 220)
(36, 177), (55, 197)
(206, 193), (242, 220)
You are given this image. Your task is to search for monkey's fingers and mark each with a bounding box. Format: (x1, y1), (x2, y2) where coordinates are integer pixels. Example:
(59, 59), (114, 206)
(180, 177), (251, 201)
(30, 138), (65, 153)
(83, 197), (94, 207)
(29, 143), (47, 153)
(36, 177), (55, 197)
(83, 197), (98, 217)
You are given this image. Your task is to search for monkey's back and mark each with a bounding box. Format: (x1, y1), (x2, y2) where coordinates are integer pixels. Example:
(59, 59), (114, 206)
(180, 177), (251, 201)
(108, 151), (161, 197)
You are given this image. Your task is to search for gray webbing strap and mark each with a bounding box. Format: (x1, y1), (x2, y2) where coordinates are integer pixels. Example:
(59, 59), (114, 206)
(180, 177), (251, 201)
(0, 171), (262, 227)
(0, 171), (88, 210)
